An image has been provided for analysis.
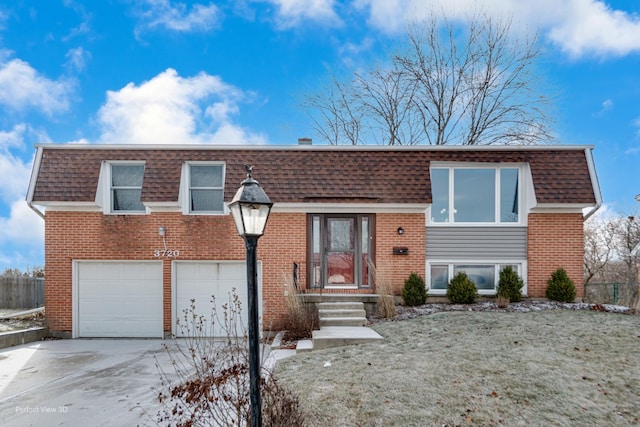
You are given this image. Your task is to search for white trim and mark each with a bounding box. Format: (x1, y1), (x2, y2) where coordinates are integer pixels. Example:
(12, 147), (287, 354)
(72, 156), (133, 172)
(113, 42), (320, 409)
(26, 146), (44, 203)
(271, 203), (428, 214)
(39, 202), (103, 212)
(144, 202), (181, 213)
(426, 260), (528, 296)
(530, 205), (590, 214)
(583, 147), (603, 219)
(584, 147), (603, 206)
(34, 143), (596, 152)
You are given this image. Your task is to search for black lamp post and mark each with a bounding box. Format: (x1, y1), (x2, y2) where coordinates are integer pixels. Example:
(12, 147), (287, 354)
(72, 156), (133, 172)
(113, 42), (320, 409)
(228, 165), (272, 427)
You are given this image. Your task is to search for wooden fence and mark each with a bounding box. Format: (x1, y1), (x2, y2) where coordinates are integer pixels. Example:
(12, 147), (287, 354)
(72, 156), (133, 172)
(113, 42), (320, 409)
(0, 277), (45, 309)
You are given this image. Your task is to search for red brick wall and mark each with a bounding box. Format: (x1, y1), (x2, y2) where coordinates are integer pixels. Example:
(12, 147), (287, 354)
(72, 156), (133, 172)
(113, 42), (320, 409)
(44, 210), (427, 335)
(527, 213), (584, 299)
(256, 212), (307, 329)
(44, 211), (311, 335)
(375, 213), (426, 295)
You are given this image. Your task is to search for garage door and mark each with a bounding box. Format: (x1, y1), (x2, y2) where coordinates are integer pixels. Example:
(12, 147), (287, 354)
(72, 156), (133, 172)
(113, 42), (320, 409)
(75, 261), (163, 338)
(173, 261), (261, 337)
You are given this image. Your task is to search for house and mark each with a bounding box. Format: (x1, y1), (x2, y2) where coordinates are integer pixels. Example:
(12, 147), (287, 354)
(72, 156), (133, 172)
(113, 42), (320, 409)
(26, 144), (601, 338)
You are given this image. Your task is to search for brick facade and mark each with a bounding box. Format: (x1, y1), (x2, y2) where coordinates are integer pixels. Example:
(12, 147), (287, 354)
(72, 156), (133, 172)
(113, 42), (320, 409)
(33, 145), (598, 336)
(374, 213), (426, 295)
(44, 210), (427, 336)
(527, 213), (585, 299)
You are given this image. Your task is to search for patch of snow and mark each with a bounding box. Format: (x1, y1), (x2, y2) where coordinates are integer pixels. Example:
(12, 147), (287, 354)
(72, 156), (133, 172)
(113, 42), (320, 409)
(371, 300), (632, 323)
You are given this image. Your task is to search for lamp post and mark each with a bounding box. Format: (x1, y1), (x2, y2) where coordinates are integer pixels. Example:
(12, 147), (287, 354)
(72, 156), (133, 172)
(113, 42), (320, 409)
(228, 165), (272, 427)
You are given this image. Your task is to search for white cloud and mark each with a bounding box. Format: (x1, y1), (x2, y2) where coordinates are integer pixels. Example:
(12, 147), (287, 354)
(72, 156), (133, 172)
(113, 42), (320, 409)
(65, 47), (91, 73)
(97, 68), (267, 145)
(338, 37), (375, 68)
(0, 51), (74, 115)
(0, 125), (45, 271)
(354, 0), (640, 58)
(593, 98), (614, 117)
(0, 200), (44, 243)
(0, 124), (39, 201)
(265, 0), (342, 29)
(135, 0), (220, 33)
(0, 199), (44, 271)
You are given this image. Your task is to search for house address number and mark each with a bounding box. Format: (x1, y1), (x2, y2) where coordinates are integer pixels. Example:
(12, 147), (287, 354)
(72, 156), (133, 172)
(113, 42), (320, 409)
(153, 249), (180, 258)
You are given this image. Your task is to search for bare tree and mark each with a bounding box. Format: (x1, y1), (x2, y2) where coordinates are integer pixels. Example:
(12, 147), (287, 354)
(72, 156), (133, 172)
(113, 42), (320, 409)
(584, 214), (640, 283)
(304, 74), (362, 145)
(584, 219), (617, 285)
(352, 65), (423, 145)
(305, 12), (552, 145)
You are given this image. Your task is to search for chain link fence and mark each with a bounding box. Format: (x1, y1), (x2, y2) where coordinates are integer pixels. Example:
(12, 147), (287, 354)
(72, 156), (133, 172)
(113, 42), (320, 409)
(584, 282), (638, 308)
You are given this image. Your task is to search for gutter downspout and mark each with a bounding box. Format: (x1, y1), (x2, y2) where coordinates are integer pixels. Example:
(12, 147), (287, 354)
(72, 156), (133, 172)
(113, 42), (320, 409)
(583, 147), (602, 221)
(26, 145), (45, 219)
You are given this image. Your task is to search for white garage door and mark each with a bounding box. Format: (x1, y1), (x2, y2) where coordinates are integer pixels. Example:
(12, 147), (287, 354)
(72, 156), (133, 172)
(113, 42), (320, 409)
(173, 261), (261, 337)
(75, 261), (163, 338)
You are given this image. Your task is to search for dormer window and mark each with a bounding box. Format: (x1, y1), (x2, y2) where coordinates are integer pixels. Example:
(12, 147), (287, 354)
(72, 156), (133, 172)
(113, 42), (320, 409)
(187, 163), (225, 213)
(111, 164), (145, 213)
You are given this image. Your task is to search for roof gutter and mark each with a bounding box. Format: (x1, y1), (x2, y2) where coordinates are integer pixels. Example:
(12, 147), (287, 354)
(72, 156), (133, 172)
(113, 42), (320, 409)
(25, 146), (45, 219)
(583, 147), (602, 221)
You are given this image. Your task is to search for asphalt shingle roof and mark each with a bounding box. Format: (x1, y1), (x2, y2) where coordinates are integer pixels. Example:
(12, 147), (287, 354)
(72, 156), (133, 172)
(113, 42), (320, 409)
(30, 146), (598, 205)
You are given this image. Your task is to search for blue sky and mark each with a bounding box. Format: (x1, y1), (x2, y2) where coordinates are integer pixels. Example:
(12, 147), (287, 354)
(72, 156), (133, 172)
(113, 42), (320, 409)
(1, 0), (639, 272)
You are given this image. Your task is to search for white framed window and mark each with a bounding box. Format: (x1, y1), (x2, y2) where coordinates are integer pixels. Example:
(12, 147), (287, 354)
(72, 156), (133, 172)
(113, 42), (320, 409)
(110, 163), (145, 213)
(427, 262), (525, 296)
(430, 166), (520, 224)
(184, 163), (225, 214)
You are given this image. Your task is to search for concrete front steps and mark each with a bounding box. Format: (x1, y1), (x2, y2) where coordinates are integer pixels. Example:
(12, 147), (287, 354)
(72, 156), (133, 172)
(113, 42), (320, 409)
(296, 301), (383, 352)
(318, 301), (367, 327)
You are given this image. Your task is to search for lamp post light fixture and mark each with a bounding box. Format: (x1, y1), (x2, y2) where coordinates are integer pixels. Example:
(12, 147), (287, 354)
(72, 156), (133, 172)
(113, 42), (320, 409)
(228, 165), (273, 427)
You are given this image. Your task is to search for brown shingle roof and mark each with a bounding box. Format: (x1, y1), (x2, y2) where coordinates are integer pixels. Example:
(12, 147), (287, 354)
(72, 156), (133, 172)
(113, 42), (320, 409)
(30, 146), (598, 205)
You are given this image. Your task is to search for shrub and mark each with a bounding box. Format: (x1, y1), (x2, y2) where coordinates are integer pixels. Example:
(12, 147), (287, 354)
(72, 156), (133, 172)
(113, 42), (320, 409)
(446, 272), (478, 304)
(402, 272), (427, 306)
(545, 267), (577, 303)
(154, 291), (305, 426)
(497, 265), (524, 302)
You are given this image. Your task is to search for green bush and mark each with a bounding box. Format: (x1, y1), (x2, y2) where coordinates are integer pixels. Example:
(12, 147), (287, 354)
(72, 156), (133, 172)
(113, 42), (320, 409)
(497, 266), (524, 302)
(446, 272), (478, 304)
(402, 272), (427, 306)
(545, 268), (577, 303)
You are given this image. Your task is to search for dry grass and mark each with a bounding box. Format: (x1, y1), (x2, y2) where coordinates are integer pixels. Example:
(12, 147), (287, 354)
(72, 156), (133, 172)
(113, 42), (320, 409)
(370, 262), (396, 319)
(281, 273), (318, 340)
(276, 310), (640, 426)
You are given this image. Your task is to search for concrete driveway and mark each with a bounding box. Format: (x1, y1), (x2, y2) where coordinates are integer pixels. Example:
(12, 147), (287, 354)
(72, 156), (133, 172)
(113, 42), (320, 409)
(0, 339), (173, 426)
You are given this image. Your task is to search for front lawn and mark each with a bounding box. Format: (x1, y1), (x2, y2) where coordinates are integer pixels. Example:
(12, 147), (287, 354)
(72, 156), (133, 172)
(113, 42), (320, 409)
(275, 310), (640, 426)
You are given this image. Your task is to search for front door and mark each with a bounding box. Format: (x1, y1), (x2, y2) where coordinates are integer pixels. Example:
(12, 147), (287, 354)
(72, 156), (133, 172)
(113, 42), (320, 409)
(310, 214), (372, 289)
(326, 217), (356, 287)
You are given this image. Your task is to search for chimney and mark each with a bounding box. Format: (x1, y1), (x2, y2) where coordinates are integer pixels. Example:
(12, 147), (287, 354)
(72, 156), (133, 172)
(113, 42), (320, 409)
(298, 137), (312, 145)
